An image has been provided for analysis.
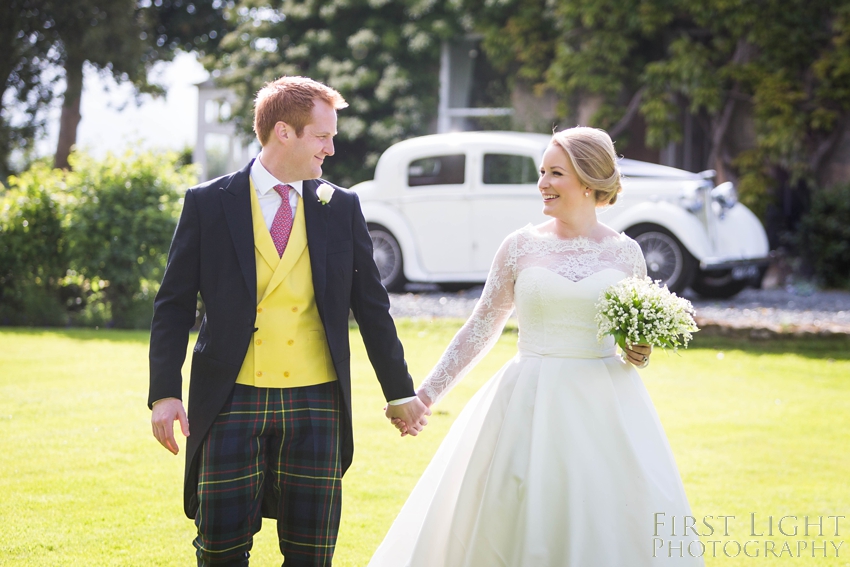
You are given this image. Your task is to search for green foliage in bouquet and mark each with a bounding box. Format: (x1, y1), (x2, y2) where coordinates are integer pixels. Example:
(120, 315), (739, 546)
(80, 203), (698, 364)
(596, 276), (699, 351)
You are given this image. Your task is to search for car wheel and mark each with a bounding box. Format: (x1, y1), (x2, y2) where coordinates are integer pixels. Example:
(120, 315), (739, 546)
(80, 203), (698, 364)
(626, 224), (696, 293)
(690, 270), (749, 299)
(368, 224), (406, 292)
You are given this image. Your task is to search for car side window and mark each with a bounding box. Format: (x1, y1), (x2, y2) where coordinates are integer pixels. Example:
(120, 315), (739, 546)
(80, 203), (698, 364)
(408, 155), (466, 187)
(483, 154), (538, 184)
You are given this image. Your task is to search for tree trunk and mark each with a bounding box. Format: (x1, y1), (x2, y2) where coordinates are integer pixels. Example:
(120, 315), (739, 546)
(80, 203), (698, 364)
(707, 88), (738, 177)
(0, 0), (27, 178)
(54, 56), (84, 170)
(609, 86), (646, 140)
(0, 3), (19, 104)
(707, 40), (754, 178)
(810, 113), (848, 176)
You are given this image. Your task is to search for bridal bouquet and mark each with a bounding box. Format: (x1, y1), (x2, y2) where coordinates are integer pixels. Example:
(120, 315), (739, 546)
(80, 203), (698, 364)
(595, 276), (699, 351)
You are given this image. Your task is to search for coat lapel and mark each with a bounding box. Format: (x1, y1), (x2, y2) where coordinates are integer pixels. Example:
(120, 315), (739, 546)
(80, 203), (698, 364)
(221, 161), (257, 305)
(248, 178), (281, 272)
(303, 179), (329, 318)
(260, 200), (308, 302)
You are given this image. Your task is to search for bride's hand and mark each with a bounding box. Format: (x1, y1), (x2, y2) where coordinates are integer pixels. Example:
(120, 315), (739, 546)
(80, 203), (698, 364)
(624, 343), (652, 368)
(389, 390), (435, 437)
(417, 389), (433, 408)
(385, 396), (431, 437)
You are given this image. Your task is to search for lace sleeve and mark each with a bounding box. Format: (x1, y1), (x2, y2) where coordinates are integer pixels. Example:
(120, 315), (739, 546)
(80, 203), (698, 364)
(419, 232), (518, 405)
(628, 238), (648, 278)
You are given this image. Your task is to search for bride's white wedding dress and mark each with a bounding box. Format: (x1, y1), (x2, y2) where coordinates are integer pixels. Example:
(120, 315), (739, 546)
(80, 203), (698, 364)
(369, 225), (704, 567)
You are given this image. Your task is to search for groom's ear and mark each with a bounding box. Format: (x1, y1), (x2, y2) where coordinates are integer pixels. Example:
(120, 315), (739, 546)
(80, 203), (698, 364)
(273, 121), (291, 143)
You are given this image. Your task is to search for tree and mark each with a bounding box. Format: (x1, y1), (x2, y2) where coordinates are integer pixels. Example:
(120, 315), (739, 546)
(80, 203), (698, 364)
(0, 0), (233, 175)
(463, 0), (850, 238)
(203, 0), (462, 186)
(48, 0), (153, 169)
(0, 0), (60, 179)
(49, 0), (234, 169)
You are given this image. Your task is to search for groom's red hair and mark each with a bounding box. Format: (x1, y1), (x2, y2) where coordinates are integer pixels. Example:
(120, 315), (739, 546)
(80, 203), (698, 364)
(253, 76), (348, 145)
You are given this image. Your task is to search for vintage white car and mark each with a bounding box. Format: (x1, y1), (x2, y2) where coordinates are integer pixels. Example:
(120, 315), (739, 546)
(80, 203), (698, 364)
(351, 131), (770, 298)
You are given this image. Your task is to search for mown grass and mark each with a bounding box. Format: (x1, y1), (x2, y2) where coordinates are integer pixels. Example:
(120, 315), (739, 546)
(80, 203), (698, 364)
(0, 324), (848, 566)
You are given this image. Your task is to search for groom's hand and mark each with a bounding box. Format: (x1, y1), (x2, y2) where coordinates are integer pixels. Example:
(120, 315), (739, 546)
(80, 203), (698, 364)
(389, 390), (434, 436)
(385, 397), (431, 437)
(151, 398), (190, 455)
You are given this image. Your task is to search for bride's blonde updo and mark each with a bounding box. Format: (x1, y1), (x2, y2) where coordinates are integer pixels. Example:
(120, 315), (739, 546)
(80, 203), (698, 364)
(551, 127), (622, 206)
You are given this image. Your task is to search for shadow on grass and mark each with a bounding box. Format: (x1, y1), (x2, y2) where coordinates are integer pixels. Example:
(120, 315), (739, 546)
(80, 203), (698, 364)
(6, 322), (847, 361)
(687, 334), (850, 360)
(0, 327), (159, 345)
(390, 319), (850, 362)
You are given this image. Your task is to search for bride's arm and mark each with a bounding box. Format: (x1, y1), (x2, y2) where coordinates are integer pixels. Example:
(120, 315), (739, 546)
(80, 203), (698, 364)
(623, 238), (652, 366)
(630, 238), (648, 279)
(418, 233), (518, 406)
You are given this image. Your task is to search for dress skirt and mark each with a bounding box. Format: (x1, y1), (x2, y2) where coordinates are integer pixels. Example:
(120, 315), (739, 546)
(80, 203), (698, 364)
(368, 352), (704, 567)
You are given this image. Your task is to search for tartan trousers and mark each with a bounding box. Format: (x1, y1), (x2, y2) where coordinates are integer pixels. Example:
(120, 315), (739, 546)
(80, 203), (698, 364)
(194, 382), (342, 567)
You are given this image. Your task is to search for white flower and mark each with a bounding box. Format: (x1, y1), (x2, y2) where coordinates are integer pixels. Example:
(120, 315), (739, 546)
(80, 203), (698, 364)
(316, 183), (335, 205)
(595, 276), (699, 352)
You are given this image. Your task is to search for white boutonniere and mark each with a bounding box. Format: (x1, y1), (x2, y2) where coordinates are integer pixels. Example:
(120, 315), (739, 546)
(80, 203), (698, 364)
(316, 183), (335, 205)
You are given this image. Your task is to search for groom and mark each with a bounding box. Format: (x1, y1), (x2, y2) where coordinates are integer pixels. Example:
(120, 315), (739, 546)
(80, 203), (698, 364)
(149, 76), (430, 567)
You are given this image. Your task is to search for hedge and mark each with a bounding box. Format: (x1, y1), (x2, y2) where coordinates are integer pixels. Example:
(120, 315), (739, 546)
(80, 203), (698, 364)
(0, 150), (196, 328)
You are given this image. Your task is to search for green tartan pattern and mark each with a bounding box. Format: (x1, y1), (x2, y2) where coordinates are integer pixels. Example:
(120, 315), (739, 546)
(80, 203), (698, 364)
(194, 383), (341, 566)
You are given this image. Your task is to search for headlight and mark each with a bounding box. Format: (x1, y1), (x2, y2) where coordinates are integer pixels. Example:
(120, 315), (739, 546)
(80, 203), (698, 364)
(680, 186), (705, 214)
(710, 181), (737, 220)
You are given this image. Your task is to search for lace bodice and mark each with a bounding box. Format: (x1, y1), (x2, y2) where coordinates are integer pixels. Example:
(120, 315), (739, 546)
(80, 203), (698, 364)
(419, 224), (648, 404)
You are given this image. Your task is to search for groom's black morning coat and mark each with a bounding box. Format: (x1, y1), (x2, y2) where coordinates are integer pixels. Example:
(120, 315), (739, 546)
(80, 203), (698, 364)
(148, 160), (415, 519)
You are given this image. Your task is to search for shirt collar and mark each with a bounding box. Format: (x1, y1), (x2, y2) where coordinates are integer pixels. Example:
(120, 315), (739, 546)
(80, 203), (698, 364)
(250, 154), (304, 197)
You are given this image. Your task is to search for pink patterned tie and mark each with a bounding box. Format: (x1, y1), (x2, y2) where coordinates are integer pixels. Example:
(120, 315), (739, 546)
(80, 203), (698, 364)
(270, 184), (293, 257)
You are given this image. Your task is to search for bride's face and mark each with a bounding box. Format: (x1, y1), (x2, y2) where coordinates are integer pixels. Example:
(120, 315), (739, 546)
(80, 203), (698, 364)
(538, 144), (590, 218)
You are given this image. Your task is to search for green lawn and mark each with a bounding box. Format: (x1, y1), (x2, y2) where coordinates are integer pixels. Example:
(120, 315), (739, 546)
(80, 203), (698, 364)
(1, 323), (848, 566)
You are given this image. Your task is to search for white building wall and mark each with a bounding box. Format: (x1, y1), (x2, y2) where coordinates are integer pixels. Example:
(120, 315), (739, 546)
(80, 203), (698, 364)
(194, 79), (258, 181)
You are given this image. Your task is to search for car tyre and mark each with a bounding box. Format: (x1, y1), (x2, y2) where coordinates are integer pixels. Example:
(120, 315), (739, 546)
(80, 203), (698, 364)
(367, 224), (406, 292)
(690, 270), (749, 299)
(439, 282), (477, 292)
(626, 224), (696, 293)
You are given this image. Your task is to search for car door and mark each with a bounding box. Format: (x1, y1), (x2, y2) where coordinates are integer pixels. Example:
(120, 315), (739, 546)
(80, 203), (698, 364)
(399, 153), (473, 275)
(471, 151), (546, 272)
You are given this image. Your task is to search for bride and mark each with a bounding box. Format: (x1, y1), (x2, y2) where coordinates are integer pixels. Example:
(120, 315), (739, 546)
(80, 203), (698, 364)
(372, 127), (704, 566)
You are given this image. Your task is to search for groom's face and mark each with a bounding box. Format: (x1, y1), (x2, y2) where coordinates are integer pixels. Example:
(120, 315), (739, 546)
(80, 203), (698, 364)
(281, 99), (338, 180)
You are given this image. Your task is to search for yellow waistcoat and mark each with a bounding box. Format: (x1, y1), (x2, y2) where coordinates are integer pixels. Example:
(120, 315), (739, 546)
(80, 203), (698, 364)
(235, 181), (337, 388)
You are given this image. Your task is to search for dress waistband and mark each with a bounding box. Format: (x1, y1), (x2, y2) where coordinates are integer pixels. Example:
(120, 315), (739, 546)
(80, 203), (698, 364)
(517, 345), (618, 360)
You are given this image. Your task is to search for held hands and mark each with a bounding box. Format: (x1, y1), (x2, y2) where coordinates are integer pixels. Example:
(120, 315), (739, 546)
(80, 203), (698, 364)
(623, 343), (652, 368)
(151, 398), (190, 455)
(385, 393), (432, 437)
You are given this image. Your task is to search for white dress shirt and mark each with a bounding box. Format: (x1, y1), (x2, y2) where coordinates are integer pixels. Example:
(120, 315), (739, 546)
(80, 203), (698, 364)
(250, 155), (303, 229)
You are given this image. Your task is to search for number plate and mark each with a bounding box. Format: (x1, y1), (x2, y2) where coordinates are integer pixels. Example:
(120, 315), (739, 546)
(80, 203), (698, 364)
(731, 265), (759, 280)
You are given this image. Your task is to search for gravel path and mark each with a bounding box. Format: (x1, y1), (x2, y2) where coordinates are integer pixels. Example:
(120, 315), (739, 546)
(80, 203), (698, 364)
(389, 285), (850, 337)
